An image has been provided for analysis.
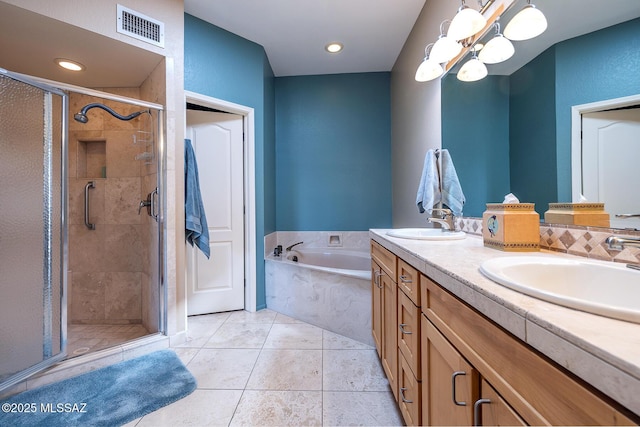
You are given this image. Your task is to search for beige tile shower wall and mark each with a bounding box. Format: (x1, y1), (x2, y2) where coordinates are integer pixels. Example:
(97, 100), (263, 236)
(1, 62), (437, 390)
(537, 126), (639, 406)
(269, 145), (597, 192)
(68, 92), (147, 325)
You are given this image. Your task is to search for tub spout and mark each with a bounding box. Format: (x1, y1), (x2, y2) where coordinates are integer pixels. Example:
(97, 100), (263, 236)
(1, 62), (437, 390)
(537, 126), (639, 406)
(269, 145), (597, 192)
(286, 241), (303, 251)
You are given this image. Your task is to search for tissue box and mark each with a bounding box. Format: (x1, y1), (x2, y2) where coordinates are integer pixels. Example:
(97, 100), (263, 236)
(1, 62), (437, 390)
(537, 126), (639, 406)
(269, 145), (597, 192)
(483, 203), (540, 251)
(544, 203), (610, 227)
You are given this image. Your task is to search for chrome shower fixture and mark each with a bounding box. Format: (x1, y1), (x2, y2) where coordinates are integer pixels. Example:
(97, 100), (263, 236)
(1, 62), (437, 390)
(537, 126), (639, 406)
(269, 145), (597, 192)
(74, 102), (150, 123)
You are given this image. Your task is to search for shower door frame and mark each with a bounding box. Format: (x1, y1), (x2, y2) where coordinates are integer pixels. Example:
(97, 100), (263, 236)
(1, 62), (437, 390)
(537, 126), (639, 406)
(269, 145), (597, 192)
(0, 69), (69, 390)
(0, 71), (166, 391)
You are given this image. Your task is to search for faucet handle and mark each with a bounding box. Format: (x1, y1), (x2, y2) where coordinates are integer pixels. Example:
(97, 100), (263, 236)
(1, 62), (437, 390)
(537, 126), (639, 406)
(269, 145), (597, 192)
(431, 208), (453, 217)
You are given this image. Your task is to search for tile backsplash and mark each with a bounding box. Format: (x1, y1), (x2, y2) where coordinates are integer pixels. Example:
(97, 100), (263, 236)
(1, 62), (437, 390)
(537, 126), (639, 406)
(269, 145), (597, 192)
(458, 217), (640, 265)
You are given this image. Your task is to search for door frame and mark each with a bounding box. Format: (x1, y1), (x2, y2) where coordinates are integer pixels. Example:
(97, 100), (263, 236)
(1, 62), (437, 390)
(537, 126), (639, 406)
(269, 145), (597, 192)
(571, 93), (640, 202)
(185, 91), (257, 312)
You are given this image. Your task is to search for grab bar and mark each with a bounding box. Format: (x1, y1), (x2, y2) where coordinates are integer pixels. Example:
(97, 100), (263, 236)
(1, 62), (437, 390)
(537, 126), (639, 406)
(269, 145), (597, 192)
(84, 181), (95, 230)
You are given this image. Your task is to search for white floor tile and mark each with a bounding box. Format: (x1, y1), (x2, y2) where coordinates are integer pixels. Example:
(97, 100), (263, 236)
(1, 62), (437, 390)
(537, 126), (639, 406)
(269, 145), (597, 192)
(230, 390), (322, 427)
(136, 389), (243, 426)
(187, 348), (260, 389)
(323, 349), (390, 391)
(263, 323), (323, 349)
(323, 391), (403, 426)
(247, 349), (322, 391)
(204, 323), (272, 349)
(323, 330), (374, 350)
(225, 309), (277, 324)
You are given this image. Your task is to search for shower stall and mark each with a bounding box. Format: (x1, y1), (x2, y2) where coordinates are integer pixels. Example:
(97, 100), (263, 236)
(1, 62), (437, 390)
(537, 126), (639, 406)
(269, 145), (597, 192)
(0, 69), (165, 391)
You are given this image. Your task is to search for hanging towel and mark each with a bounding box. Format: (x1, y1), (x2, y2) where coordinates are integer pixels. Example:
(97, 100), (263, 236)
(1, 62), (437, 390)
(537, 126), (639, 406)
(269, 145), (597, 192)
(416, 149), (441, 214)
(440, 149), (466, 217)
(184, 139), (210, 259)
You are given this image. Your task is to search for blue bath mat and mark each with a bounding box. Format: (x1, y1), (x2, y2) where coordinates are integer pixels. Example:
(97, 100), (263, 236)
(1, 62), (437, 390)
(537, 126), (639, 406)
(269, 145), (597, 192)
(0, 349), (196, 427)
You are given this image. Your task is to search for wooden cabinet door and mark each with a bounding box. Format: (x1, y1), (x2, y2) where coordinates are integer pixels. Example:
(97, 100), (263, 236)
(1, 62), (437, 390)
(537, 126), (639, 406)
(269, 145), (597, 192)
(381, 270), (398, 400)
(477, 378), (526, 426)
(398, 289), (420, 378)
(399, 352), (422, 426)
(371, 260), (383, 357)
(423, 316), (478, 426)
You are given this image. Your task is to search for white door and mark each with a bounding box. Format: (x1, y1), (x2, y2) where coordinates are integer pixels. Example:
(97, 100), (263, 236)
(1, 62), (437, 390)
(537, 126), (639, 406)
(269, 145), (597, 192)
(186, 111), (245, 315)
(582, 108), (640, 229)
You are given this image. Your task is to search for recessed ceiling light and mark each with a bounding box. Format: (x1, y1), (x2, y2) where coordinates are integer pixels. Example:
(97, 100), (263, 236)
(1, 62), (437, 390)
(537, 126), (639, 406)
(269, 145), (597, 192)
(325, 42), (343, 54)
(55, 58), (85, 72)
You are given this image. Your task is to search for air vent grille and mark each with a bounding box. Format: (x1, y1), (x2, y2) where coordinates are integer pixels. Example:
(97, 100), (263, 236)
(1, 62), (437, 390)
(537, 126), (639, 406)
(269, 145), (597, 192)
(117, 4), (164, 48)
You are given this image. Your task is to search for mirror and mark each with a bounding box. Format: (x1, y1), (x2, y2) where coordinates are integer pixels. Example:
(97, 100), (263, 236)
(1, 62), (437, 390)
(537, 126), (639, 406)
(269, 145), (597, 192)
(441, 0), (640, 230)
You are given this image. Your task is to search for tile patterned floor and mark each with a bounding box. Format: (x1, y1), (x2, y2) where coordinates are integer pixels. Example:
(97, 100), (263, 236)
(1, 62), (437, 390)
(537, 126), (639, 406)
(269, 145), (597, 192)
(125, 309), (402, 426)
(66, 324), (149, 357)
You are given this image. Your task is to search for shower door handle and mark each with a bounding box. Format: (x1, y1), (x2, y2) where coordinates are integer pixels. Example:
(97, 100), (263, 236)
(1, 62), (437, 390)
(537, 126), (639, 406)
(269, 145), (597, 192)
(84, 181), (95, 230)
(150, 187), (159, 222)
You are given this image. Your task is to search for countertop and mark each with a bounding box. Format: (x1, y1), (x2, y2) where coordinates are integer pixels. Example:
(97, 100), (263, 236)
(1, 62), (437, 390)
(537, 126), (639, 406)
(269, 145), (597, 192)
(370, 229), (640, 416)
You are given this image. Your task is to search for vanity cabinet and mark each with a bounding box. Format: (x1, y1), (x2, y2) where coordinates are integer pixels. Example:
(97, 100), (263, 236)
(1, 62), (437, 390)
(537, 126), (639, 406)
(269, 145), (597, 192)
(421, 273), (636, 426)
(371, 241), (398, 400)
(370, 238), (638, 426)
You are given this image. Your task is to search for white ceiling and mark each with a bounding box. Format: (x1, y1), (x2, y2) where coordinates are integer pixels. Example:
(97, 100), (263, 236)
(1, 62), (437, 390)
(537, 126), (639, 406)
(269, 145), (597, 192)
(0, 1), (638, 87)
(184, 0), (427, 77)
(185, 0), (640, 78)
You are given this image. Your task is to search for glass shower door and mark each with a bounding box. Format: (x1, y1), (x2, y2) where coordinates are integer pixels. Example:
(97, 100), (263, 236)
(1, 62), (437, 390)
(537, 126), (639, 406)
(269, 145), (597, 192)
(0, 71), (67, 391)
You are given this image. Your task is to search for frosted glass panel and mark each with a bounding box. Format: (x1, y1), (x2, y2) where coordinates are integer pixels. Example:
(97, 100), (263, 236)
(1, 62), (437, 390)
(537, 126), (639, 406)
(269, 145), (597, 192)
(0, 74), (65, 384)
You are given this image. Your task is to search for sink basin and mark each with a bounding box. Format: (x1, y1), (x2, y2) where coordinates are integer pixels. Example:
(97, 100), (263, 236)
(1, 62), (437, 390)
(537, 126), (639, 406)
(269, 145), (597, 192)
(480, 255), (640, 323)
(386, 228), (466, 241)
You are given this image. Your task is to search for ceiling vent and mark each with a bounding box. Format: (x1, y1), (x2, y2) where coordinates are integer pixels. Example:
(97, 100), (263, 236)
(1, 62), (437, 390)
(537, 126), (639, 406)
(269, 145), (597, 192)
(117, 4), (164, 48)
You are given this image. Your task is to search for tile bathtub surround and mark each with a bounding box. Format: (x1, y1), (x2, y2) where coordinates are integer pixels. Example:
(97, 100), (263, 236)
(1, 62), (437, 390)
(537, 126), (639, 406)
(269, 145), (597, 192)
(459, 217), (640, 265)
(264, 231), (371, 257)
(125, 309), (403, 427)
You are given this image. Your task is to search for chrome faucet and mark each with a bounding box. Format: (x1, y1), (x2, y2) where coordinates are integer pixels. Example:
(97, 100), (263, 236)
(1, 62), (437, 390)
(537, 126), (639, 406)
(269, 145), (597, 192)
(286, 241), (303, 251)
(606, 235), (640, 250)
(428, 208), (455, 231)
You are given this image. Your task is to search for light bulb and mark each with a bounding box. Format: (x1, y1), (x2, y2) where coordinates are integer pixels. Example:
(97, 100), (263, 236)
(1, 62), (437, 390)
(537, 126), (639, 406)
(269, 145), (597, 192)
(457, 57), (488, 82)
(504, 4), (547, 41)
(415, 58), (444, 82)
(448, 5), (487, 41)
(430, 35), (463, 63)
(478, 34), (515, 64)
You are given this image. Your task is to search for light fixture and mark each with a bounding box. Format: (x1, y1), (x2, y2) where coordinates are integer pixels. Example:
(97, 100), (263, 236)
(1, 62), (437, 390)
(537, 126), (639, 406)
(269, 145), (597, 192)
(457, 48), (487, 82)
(478, 22), (514, 64)
(430, 20), (463, 63)
(55, 58), (85, 71)
(503, 0), (547, 41)
(447, 0), (487, 41)
(415, 44), (444, 82)
(325, 42), (343, 53)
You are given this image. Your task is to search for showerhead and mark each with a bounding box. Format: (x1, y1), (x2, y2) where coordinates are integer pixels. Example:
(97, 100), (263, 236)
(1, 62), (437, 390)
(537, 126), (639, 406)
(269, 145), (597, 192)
(73, 102), (150, 123)
(74, 112), (89, 123)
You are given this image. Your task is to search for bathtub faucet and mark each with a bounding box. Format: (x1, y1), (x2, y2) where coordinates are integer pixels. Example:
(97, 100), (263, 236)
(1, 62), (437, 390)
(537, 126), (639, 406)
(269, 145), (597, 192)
(606, 235), (640, 250)
(286, 241), (303, 251)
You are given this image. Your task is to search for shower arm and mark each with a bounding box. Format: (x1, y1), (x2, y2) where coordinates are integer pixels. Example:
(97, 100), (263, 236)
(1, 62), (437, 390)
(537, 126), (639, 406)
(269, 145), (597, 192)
(74, 103), (150, 123)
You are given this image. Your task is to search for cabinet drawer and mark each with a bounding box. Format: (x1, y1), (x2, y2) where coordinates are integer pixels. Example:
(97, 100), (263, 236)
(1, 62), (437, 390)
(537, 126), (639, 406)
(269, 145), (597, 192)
(399, 351), (421, 426)
(398, 289), (420, 379)
(371, 240), (396, 280)
(424, 279), (637, 426)
(398, 259), (419, 306)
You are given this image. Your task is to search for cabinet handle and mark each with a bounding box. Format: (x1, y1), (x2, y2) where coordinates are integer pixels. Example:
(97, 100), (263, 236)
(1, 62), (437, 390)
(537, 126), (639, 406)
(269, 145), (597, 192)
(473, 398), (491, 426)
(451, 371), (467, 406)
(400, 387), (413, 404)
(374, 270), (383, 289)
(399, 323), (412, 335)
(399, 274), (412, 283)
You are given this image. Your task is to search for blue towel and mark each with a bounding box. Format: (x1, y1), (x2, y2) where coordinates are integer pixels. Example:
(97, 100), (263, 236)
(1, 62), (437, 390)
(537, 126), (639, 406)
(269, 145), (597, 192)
(184, 139), (210, 259)
(440, 149), (465, 217)
(416, 149), (441, 214)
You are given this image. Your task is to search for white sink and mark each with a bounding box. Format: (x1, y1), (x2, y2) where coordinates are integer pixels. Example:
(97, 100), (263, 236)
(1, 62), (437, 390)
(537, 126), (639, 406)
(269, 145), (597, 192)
(386, 228), (466, 241)
(480, 255), (640, 323)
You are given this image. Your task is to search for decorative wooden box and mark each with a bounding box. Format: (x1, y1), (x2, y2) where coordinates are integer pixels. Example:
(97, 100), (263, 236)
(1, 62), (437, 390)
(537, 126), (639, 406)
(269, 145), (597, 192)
(483, 203), (540, 251)
(543, 203), (610, 227)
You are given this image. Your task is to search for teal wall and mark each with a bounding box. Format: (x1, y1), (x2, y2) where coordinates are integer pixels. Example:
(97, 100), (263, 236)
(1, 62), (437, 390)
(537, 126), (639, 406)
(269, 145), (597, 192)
(509, 47), (557, 215)
(441, 75), (511, 217)
(275, 73), (392, 230)
(184, 14), (276, 309)
(444, 18), (640, 217)
(554, 17), (640, 201)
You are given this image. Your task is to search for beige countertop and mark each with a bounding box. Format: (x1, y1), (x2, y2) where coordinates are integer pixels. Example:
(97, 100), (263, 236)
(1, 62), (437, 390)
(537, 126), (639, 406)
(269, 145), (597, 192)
(370, 229), (640, 416)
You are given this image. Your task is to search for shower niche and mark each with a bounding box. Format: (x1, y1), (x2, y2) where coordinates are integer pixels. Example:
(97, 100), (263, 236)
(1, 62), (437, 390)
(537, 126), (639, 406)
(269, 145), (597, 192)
(77, 140), (106, 178)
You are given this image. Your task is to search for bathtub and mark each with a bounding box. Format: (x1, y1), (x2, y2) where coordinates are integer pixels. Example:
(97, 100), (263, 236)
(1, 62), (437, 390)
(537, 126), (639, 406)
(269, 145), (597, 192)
(281, 248), (370, 280)
(265, 247), (373, 346)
